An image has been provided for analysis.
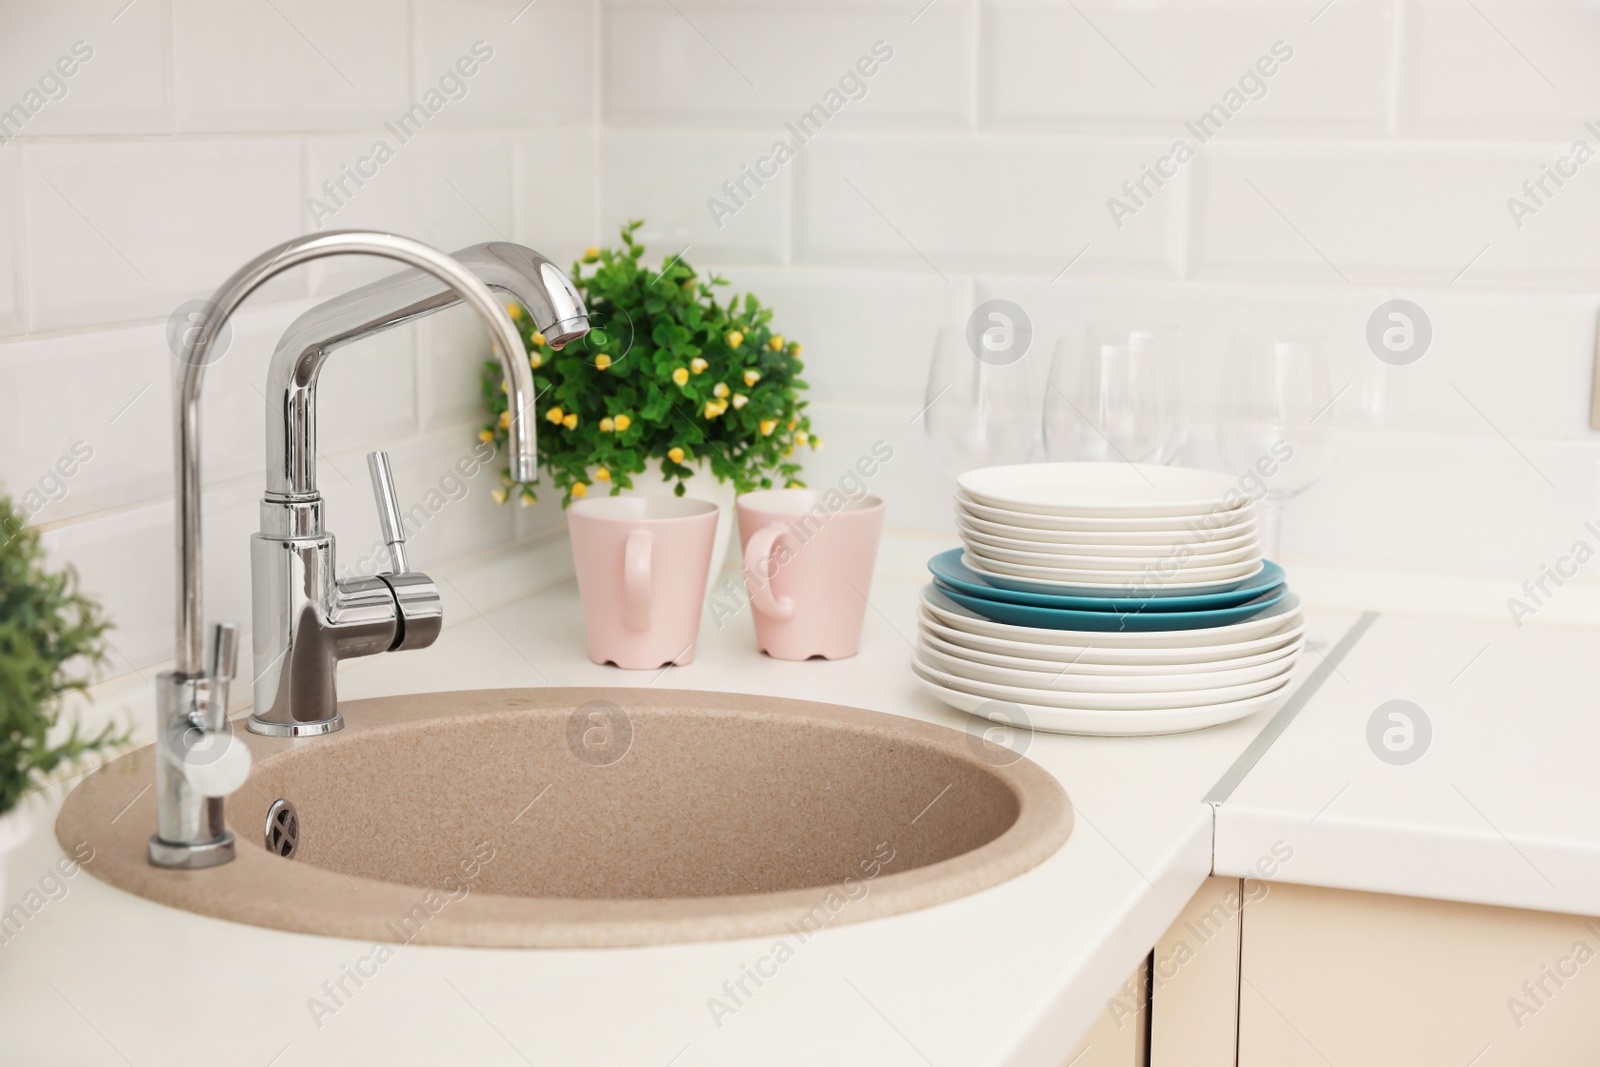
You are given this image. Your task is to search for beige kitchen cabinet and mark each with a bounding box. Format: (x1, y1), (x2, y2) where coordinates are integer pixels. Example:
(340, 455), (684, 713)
(1145, 878), (1600, 1067)
(1063, 959), (1148, 1066)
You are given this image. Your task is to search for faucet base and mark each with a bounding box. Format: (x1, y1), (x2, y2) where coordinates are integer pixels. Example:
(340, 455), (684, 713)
(246, 713), (344, 737)
(148, 831), (236, 869)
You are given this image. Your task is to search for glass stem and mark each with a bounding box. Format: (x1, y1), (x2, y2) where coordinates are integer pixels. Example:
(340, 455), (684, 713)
(1258, 494), (1285, 560)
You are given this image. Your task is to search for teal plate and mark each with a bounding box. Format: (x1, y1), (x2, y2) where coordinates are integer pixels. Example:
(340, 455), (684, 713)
(929, 549), (1286, 612)
(932, 581), (1289, 632)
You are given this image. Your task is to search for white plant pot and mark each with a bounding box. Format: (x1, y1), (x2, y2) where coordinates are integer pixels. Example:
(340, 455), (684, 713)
(0, 804), (31, 909)
(615, 459), (740, 579)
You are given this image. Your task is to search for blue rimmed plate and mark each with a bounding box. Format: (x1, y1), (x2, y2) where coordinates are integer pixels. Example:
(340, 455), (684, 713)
(932, 580), (1289, 632)
(930, 549), (1285, 612)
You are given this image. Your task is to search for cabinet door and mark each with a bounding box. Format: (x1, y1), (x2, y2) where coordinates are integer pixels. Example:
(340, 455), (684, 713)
(1239, 883), (1600, 1066)
(1149, 876), (1244, 1067)
(1064, 958), (1148, 1067)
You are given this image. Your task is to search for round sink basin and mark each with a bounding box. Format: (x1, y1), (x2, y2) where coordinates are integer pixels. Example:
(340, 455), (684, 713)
(58, 688), (1072, 947)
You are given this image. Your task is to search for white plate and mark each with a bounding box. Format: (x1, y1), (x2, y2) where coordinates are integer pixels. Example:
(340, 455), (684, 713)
(957, 496), (1258, 535)
(958, 463), (1251, 518)
(917, 639), (1298, 694)
(920, 608), (1305, 666)
(914, 651), (1288, 710)
(964, 551), (1265, 595)
(912, 661), (1294, 736)
(964, 537), (1261, 571)
(918, 619), (1304, 675)
(958, 518), (1261, 557)
(921, 583), (1303, 648)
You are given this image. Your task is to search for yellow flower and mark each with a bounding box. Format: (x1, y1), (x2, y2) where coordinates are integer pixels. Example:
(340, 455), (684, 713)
(594, 467), (611, 482)
(759, 419), (777, 436)
(704, 401), (722, 419)
(731, 393), (748, 409)
(506, 303), (522, 321)
(599, 416), (615, 433)
(530, 352), (543, 369)
(491, 487), (509, 504)
(795, 431), (809, 447)
(594, 353), (612, 371)
(545, 406), (565, 424)
(789, 343), (803, 356)
(562, 412), (578, 430)
(571, 481), (588, 498)
(690, 357), (709, 374)
(787, 417), (798, 430)
(810, 436), (822, 450)
(725, 330), (744, 349)
(499, 380), (508, 394)
(498, 410), (511, 430)
(613, 413), (632, 432)
(768, 334), (785, 351)
(786, 479), (803, 489)
(582, 247), (599, 263)
(712, 382), (730, 399)
(519, 488), (536, 506)
(478, 428), (495, 443)
(668, 446), (686, 464)
(531, 332), (546, 348)
(744, 369), (762, 387)
(672, 367), (690, 386)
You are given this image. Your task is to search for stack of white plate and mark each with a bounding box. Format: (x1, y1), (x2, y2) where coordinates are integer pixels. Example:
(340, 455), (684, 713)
(956, 463), (1264, 597)
(914, 463), (1303, 736)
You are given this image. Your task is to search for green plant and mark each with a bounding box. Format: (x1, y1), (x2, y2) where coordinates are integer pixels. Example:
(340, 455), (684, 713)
(0, 504), (126, 815)
(480, 220), (816, 505)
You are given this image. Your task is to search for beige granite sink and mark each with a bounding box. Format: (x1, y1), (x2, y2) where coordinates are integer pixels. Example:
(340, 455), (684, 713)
(57, 688), (1072, 947)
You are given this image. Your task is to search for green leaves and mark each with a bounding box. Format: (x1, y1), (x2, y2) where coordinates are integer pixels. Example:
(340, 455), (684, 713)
(0, 506), (127, 814)
(480, 220), (814, 505)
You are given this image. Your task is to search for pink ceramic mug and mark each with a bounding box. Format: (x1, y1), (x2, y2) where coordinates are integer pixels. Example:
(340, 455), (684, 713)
(735, 488), (886, 660)
(568, 496), (719, 669)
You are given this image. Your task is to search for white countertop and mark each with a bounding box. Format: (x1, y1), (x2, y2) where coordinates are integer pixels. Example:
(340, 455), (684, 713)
(1214, 609), (1600, 918)
(0, 566), (1361, 1067)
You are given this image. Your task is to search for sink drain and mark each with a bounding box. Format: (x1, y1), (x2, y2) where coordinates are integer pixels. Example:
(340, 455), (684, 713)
(265, 799), (299, 859)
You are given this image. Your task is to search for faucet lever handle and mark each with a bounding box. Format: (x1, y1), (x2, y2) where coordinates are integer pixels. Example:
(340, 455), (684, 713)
(366, 450), (409, 574)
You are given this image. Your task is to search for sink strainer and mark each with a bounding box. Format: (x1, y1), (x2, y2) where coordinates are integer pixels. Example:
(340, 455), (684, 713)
(264, 799), (299, 859)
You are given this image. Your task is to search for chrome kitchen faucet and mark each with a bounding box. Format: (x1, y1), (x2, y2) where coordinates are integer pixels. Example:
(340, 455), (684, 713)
(150, 232), (587, 870)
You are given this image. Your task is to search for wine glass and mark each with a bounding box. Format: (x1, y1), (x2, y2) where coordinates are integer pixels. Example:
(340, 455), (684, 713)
(922, 325), (1039, 475)
(1042, 326), (1185, 464)
(1215, 337), (1337, 558)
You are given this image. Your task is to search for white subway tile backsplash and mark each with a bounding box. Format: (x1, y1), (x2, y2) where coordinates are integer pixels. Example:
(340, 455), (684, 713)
(983, 0), (1392, 134)
(600, 130), (789, 265)
(713, 265), (966, 408)
(304, 131), (515, 293)
(1400, 0), (1600, 138)
(23, 139), (305, 332)
(514, 129), (598, 266)
(0, 146), (19, 336)
(415, 0), (592, 129)
(603, 0), (970, 129)
(0, 322), (169, 525)
(0, 3), (169, 137)
(796, 135), (1179, 275)
(1189, 142), (1600, 288)
(172, 0), (411, 132)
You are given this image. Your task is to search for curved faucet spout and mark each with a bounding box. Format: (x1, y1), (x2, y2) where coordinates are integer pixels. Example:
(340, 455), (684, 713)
(264, 242), (587, 499)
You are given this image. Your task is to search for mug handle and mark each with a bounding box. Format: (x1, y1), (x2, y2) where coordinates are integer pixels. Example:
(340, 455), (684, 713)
(744, 524), (797, 621)
(623, 529), (652, 631)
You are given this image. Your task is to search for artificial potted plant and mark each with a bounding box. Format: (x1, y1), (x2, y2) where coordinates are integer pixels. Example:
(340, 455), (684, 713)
(479, 220), (817, 572)
(0, 503), (125, 899)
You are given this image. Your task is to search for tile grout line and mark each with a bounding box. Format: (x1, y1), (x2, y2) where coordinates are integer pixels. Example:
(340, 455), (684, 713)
(1203, 610), (1380, 807)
